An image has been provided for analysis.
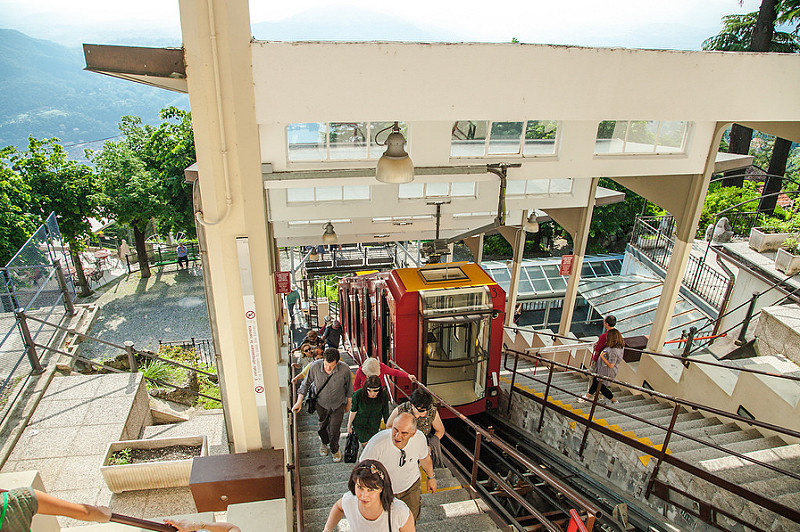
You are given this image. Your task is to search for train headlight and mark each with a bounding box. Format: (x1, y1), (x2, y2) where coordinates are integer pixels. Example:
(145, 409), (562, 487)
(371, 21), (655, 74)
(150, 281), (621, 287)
(489, 388), (498, 397)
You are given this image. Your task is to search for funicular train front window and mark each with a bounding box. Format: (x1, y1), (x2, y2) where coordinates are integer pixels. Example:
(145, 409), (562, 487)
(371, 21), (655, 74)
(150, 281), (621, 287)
(420, 287), (492, 406)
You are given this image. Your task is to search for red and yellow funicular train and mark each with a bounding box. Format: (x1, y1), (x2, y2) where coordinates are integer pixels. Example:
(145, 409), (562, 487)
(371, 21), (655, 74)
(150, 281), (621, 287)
(338, 262), (506, 417)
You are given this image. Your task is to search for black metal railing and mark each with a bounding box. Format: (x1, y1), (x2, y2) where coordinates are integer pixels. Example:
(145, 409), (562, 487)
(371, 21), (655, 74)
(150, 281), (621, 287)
(387, 361), (600, 532)
(125, 242), (200, 273)
(17, 311), (220, 404)
(630, 217), (729, 309)
(304, 244), (395, 272)
(158, 338), (215, 367)
(501, 338), (800, 530)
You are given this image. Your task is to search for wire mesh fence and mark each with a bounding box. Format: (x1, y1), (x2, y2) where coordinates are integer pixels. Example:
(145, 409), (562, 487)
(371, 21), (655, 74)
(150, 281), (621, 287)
(0, 213), (75, 426)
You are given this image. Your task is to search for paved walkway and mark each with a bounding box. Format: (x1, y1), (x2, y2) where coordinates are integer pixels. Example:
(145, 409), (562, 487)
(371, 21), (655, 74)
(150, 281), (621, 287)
(80, 268), (211, 361)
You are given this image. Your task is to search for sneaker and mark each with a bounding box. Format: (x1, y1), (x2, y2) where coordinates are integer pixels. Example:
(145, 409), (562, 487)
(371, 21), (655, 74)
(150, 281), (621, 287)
(578, 394), (591, 403)
(332, 451), (342, 463)
(319, 444), (329, 456)
(610, 398), (619, 404)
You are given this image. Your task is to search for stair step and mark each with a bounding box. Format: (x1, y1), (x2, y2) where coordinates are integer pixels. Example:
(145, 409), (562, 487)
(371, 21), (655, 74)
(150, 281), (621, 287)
(418, 513), (500, 531)
(630, 416), (722, 442)
(675, 435), (786, 463)
(664, 423), (743, 453)
(698, 445), (800, 485)
(739, 476), (800, 500)
(302, 480), (349, 498)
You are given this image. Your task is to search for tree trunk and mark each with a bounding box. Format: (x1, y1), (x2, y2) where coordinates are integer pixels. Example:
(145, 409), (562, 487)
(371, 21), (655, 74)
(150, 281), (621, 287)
(758, 137), (792, 215)
(70, 248), (92, 297)
(750, 0), (778, 52)
(133, 225), (151, 278)
(722, 124), (754, 187)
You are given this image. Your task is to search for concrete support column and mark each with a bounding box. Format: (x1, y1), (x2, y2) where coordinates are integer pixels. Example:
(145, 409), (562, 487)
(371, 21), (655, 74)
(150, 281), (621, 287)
(548, 179), (599, 336)
(464, 234), (484, 264)
(179, 0), (283, 451)
(613, 124), (728, 352)
(647, 237), (692, 350)
(501, 211), (528, 326)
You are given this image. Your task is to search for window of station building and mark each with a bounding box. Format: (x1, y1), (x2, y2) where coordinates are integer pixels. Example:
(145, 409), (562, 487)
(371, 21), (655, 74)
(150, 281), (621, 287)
(594, 120), (690, 155)
(506, 178), (573, 196)
(287, 218), (351, 227)
(286, 185), (370, 203)
(398, 181), (476, 199)
(287, 121), (408, 162)
(451, 120), (558, 158)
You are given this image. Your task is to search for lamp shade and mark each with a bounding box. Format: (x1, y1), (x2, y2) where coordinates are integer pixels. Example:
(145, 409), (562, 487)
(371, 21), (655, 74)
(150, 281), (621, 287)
(376, 128), (414, 184)
(523, 214), (540, 233)
(322, 222), (338, 244)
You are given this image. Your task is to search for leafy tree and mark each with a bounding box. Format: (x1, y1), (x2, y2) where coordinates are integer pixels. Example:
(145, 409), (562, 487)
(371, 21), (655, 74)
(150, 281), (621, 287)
(697, 180), (762, 237)
(143, 107), (196, 237)
(703, 0), (800, 190)
(1, 138), (98, 295)
(0, 162), (37, 266)
(586, 178), (660, 254)
(92, 116), (166, 278)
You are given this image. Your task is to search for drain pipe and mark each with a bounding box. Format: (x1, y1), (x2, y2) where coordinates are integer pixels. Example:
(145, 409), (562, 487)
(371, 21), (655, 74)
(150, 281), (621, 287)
(194, 0), (233, 227)
(712, 252), (737, 337)
(192, 178), (235, 451)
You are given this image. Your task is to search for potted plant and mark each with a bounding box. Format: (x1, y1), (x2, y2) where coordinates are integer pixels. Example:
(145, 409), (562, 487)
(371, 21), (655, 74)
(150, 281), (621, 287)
(100, 435), (208, 493)
(775, 237), (800, 276)
(636, 233), (663, 249)
(749, 216), (798, 252)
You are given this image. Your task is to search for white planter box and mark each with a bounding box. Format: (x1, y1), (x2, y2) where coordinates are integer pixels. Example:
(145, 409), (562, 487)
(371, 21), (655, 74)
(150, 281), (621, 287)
(749, 228), (794, 252)
(100, 435), (208, 493)
(775, 248), (800, 276)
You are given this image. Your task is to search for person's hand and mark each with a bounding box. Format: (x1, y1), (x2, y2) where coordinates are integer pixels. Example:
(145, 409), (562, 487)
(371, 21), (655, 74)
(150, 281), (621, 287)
(408, 374), (417, 383)
(291, 401), (302, 414)
(93, 505), (111, 522)
(164, 518), (204, 531)
(347, 425), (353, 434)
(426, 477), (437, 493)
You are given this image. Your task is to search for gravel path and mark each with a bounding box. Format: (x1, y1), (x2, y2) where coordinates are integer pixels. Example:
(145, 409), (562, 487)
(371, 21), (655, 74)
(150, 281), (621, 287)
(80, 268), (211, 361)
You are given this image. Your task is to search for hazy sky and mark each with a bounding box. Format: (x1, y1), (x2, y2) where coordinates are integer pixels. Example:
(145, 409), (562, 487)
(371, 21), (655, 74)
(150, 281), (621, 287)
(0, 0), (763, 48)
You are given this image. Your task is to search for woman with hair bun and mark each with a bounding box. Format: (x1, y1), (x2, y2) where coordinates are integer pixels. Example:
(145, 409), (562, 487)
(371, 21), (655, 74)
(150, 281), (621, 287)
(323, 459), (415, 532)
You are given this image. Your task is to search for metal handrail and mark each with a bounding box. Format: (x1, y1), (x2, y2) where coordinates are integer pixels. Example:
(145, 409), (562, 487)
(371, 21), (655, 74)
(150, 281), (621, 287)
(387, 361), (600, 531)
(501, 346), (800, 525)
(290, 374), (304, 532)
(507, 325), (800, 384)
(19, 310), (221, 402)
(110, 513), (177, 531)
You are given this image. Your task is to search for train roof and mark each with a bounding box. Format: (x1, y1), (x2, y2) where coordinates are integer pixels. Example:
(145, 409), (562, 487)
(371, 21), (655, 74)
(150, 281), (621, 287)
(393, 262), (498, 293)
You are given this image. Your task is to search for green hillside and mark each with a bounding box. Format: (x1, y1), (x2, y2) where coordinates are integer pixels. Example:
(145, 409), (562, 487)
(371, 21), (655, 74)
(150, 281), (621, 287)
(0, 29), (188, 154)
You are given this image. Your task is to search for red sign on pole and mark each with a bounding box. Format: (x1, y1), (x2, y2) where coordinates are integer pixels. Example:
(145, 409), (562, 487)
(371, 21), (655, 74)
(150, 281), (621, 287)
(274, 271), (291, 294)
(559, 254), (575, 276)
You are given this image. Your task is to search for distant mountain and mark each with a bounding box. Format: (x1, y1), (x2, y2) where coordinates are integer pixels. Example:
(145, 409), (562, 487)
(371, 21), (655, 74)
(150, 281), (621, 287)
(0, 29), (188, 159)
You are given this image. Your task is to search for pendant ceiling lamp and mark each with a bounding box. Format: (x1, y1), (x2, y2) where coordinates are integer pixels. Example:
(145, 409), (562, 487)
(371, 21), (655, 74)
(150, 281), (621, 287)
(375, 122), (414, 184)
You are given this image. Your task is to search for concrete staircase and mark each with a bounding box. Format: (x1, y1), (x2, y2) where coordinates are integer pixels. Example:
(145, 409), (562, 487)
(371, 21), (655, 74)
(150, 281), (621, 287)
(499, 362), (800, 530)
(295, 408), (500, 531)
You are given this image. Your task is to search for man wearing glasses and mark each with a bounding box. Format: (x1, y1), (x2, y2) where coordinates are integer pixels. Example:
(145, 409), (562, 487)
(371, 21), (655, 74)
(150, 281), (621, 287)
(360, 412), (437, 521)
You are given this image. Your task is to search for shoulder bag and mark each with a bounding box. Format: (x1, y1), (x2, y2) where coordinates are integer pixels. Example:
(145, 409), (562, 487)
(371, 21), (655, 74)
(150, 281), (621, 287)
(306, 366), (335, 413)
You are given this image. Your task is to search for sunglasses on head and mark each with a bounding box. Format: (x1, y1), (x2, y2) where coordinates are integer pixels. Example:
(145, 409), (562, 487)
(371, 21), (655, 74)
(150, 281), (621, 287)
(367, 387), (381, 392)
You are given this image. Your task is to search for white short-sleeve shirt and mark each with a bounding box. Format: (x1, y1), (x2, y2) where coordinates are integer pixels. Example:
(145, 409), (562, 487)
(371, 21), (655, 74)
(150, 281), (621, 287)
(360, 428), (429, 493)
(341, 491), (410, 532)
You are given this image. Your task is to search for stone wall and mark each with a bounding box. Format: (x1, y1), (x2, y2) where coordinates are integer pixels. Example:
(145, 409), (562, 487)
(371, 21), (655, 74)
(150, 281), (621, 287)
(497, 386), (793, 531)
(754, 304), (800, 366)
